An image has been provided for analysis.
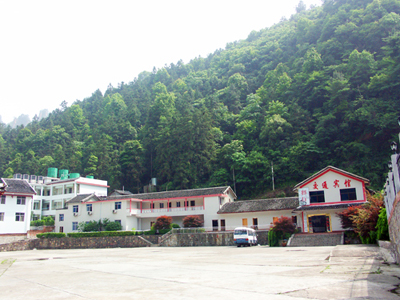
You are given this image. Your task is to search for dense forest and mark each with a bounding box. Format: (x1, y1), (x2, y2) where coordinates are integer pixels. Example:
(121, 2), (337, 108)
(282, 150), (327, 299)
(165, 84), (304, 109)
(0, 0), (399, 198)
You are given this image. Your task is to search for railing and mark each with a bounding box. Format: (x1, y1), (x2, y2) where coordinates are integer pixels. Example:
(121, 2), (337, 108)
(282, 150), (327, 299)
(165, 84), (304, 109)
(130, 205), (205, 215)
(384, 150), (400, 222)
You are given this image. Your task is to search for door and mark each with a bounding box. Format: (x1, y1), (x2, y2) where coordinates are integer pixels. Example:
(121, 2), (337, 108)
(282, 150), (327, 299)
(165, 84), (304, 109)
(309, 215), (327, 233)
(221, 219), (226, 231)
(242, 218), (248, 227)
(212, 220), (218, 231)
(252, 218), (258, 230)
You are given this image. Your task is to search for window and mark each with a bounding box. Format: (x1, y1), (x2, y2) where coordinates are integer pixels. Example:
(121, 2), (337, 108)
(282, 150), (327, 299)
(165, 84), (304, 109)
(17, 196), (26, 205)
(59, 226), (64, 233)
(42, 200), (50, 210)
(168, 202), (171, 208)
(242, 218), (248, 226)
(292, 216), (297, 226)
(310, 191), (325, 203)
(15, 212), (24, 222)
(340, 188), (357, 201)
(86, 204), (92, 212)
(190, 200), (195, 207)
(33, 201), (40, 210)
(176, 202), (181, 207)
(0, 212), (4, 221)
(160, 203), (164, 209)
(252, 218), (258, 230)
(115, 202), (121, 210)
(221, 219), (226, 231)
(72, 222), (78, 230)
(59, 214), (64, 221)
(115, 220), (121, 225)
(73, 205), (79, 213)
(1, 196), (5, 204)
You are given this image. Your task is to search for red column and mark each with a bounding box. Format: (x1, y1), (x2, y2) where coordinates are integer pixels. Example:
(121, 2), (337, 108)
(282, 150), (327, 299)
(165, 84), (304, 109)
(140, 202), (142, 213)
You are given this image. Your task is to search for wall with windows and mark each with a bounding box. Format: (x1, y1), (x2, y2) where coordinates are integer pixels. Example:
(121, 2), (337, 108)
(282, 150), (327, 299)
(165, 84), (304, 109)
(301, 171), (366, 204)
(0, 195), (33, 234)
(55, 199), (138, 233)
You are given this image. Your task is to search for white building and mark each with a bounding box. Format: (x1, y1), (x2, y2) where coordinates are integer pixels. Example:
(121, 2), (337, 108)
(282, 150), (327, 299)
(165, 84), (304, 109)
(14, 171), (109, 220)
(0, 178), (36, 234)
(54, 166), (370, 235)
(55, 186), (236, 233)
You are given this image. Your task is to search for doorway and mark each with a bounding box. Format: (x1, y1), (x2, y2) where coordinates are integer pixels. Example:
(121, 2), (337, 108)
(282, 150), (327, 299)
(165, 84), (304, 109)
(308, 215), (331, 233)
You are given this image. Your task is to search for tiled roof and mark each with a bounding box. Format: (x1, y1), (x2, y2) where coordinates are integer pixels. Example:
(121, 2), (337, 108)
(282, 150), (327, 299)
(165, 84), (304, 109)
(107, 186), (234, 201)
(293, 166), (370, 191)
(292, 203), (362, 212)
(218, 197), (298, 214)
(66, 193), (101, 203)
(110, 190), (133, 196)
(2, 178), (35, 194)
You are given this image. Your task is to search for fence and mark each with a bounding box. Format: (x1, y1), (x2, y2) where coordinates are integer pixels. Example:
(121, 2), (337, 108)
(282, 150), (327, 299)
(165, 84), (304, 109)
(384, 131), (400, 222)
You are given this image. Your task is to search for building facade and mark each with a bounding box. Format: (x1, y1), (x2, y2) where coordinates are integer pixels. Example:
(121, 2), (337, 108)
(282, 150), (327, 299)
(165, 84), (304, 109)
(0, 178), (36, 234)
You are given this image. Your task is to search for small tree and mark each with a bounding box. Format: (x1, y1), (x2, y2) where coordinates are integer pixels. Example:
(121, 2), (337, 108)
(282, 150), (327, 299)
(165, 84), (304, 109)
(268, 216), (296, 247)
(336, 205), (362, 230)
(183, 215), (204, 228)
(154, 215), (172, 231)
(82, 220), (100, 232)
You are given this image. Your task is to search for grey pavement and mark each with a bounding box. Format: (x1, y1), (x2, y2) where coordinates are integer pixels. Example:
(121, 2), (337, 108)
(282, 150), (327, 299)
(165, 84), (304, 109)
(0, 244), (399, 299)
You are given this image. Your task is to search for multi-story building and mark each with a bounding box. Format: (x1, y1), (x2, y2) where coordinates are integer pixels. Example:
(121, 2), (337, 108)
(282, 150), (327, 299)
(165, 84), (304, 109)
(0, 178), (36, 234)
(12, 168), (108, 220)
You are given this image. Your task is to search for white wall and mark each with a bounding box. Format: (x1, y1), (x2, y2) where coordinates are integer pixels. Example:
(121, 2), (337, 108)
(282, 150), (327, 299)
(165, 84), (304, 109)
(301, 171), (366, 203)
(0, 195), (32, 234)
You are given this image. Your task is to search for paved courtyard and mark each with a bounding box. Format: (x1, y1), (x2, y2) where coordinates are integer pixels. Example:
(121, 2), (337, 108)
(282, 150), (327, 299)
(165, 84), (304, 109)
(0, 244), (399, 299)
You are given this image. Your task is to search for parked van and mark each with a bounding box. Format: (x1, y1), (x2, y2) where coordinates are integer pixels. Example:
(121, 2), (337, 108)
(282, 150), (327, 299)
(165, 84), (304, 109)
(234, 227), (257, 247)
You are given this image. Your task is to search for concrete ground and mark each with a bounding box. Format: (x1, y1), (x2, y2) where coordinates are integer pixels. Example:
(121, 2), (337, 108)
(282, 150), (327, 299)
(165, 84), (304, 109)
(0, 244), (399, 300)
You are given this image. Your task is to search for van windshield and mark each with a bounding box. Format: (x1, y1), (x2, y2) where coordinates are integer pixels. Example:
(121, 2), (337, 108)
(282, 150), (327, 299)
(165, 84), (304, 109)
(234, 230), (247, 235)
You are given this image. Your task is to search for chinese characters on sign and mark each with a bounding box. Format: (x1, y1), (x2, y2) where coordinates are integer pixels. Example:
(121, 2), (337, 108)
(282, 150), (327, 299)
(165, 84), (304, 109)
(311, 178), (352, 190)
(298, 188), (310, 206)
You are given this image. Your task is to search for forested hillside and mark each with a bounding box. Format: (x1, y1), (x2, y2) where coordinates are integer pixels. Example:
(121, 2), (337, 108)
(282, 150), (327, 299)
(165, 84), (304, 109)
(1, 0), (399, 198)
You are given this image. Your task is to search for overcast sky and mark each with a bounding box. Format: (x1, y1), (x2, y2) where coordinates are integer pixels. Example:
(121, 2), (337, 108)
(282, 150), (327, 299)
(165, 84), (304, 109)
(0, 0), (322, 124)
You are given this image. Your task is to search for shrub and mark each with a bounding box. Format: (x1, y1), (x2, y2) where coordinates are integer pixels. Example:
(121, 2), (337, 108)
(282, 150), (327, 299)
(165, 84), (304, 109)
(105, 222), (122, 231)
(171, 223), (180, 229)
(82, 220), (100, 232)
(67, 231), (136, 238)
(336, 205), (362, 230)
(42, 216), (55, 226)
(376, 208), (389, 241)
(154, 215), (172, 230)
(30, 219), (44, 227)
(37, 232), (66, 238)
(268, 216), (296, 247)
(182, 215), (204, 228)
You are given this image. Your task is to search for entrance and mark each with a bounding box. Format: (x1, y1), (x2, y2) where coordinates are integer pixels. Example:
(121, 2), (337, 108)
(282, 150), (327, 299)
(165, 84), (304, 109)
(308, 215), (330, 233)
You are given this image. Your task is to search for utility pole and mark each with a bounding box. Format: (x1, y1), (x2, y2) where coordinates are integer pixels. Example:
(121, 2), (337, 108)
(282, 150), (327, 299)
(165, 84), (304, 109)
(233, 167), (237, 195)
(271, 162), (275, 191)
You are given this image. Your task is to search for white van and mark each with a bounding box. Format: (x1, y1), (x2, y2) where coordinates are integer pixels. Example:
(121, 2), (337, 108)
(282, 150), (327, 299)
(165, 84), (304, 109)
(234, 227), (257, 247)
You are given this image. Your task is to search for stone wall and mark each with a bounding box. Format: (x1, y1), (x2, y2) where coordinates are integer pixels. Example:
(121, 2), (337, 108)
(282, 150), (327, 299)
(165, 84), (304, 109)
(0, 236), (152, 252)
(388, 191), (400, 264)
(289, 232), (343, 247)
(0, 234), (27, 244)
(160, 230), (269, 247)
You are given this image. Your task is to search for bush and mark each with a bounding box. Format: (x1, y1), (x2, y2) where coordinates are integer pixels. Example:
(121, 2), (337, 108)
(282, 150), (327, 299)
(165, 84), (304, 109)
(82, 220), (100, 232)
(37, 232), (66, 238)
(182, 215), (204, 228)
(268, 216), (295, 247)
(105, 222), (122, 231)
(30, 219), (44, 227)
(376, 208), (389, 241)
(42, 216), (55, 226)
(154, 215), (172, 230)
(67, 231), (136, 238)
(171, 223), (180, 229)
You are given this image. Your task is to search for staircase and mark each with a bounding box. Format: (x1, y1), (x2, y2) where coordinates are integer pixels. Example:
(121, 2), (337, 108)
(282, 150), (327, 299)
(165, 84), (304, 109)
(137, 236), (159, 247)
(289, 232), (343, 247)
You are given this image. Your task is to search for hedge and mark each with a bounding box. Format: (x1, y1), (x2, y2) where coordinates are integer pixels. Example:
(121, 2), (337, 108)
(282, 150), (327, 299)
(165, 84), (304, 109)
(67, 231), (137, 238)
(37, 232), (66, 239)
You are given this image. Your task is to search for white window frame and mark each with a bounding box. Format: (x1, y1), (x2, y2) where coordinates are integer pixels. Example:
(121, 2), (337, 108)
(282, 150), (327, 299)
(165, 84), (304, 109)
(0, 212), (4, 221)
(15, 212), (25, 222)
(17, 196), (26, 205)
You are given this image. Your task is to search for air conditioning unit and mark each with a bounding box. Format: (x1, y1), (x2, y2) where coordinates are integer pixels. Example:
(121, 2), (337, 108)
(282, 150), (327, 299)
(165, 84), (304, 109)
(112, 210), (117, 214)
(88, 211), (92, 215)
(73, 212), (78, 217)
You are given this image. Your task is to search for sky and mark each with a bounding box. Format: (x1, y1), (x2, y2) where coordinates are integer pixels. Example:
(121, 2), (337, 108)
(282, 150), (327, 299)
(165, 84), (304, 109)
(0, 0), (322, 124)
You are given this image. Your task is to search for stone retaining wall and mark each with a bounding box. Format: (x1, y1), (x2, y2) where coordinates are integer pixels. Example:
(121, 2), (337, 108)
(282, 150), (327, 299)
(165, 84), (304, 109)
(389, 191), (400, 264)
(289, 233), (343, 247)
(0, 234), (27, 245)
(160, 230), (269, 247)
(0, 236), (151, 252)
